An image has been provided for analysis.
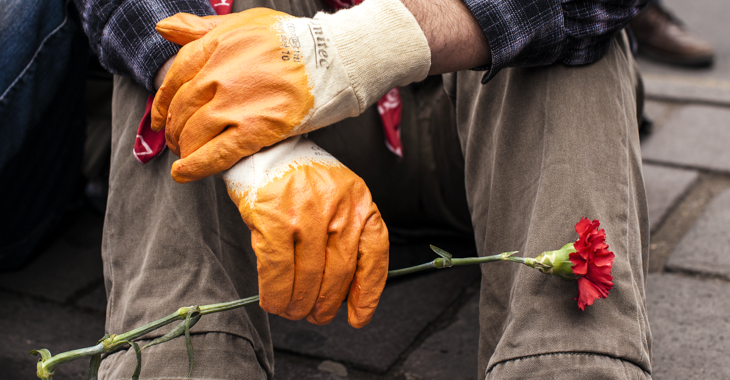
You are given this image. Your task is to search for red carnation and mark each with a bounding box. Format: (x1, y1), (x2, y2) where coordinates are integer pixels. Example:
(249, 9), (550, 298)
(569, 218), (615, 310)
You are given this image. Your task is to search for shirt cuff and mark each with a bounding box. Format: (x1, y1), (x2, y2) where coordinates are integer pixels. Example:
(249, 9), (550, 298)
(100, 0), (215, 93)
(462, 0), (564, 84)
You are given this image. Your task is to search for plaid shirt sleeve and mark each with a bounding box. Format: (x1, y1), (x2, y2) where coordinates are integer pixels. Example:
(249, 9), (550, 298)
(74, 0), (215, 93)
(463, 0), (648, 83)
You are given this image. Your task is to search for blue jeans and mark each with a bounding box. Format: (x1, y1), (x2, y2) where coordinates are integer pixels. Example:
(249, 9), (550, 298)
(0, 0), (88, 270)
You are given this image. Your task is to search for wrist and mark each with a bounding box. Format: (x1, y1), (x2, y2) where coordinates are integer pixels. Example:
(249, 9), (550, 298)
(222, 136), (343, 208)
(154, 54), (177, 91)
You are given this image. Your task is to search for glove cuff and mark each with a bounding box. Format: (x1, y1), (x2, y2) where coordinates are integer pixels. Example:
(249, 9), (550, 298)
(320, 0), (431, 112)
(222, 136), (343, 208)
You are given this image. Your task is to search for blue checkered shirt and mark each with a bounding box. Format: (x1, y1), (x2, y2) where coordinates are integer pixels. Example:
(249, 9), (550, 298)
(74, 0), (647, 92)
(463, 0), (647, 82)
(73, 0), (216, 93)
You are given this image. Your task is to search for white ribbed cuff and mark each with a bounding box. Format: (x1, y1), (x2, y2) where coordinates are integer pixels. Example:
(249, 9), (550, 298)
(222, 136), (343, 207)
(319, 0), (431, 112)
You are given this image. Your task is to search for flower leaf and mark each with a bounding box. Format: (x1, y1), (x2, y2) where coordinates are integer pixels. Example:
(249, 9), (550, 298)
(185, 306), (201, 377)
(31, 349), (54, 379)
(96, 334), (111, 345)
(130, 341), (142, 380)
(88, 354), (101, 380)
(430, 245), (452, 260)
(500, 251), (519, 259)
(430, 245), (453, 268)
(30, 348), (52, 361)
(141, 314), (201, 350)
(119, 341), (142, 380)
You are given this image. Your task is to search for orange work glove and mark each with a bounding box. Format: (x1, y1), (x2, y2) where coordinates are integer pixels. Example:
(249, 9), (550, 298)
(152, 0), (431, 183)
(222, 136), (389, 328)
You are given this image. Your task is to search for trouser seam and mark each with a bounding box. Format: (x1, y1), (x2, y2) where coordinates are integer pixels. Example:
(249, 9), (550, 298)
(0, 0), (71, 102)
(614, 32), (651, 367)
(485, 351), (651, 378)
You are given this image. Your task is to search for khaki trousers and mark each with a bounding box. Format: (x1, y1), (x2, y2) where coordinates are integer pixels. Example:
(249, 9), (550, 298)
(100, 1), (651, 378)
(444, 31), (651, 378)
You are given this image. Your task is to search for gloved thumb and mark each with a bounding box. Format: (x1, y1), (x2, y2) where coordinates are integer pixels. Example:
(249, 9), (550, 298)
(156, 13), (236, 45)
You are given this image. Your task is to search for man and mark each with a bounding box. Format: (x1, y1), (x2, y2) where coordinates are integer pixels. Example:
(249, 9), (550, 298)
(74, 0), (652, 378)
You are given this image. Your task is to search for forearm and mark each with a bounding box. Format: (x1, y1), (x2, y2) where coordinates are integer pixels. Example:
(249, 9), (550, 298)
(154, 0), (491, 85)
(400, 0), (491, 75)
(403, 0), (647, 81)
(152, 0), (646, 87)
(154, 54), (176, 90)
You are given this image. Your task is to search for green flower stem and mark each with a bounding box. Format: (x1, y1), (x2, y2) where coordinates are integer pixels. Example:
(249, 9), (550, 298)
(39, 296), (275, 374)
(32, 247), (528, 378)
(35, 344), (103, 379)
(386, 261), (440, 277)
(39, 306), (203, 375)
(451, 251), (527, 267)
(114, 312), (181, 343)
(199, 294), (260, 315)
(387, 250), (524, 278)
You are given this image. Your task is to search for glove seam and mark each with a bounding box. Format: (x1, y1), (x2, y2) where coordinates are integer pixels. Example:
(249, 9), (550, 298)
(300, 85), (358, 127)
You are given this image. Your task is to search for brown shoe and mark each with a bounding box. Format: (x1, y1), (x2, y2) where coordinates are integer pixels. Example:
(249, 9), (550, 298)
(629, 2), (715, 67)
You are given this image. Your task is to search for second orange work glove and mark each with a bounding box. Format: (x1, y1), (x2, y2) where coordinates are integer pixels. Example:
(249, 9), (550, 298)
(221, 136), (389, 328)
(152, 0), (431, 183)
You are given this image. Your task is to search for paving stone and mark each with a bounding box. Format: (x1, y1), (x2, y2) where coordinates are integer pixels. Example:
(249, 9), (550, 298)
(666, 189), (730, 278)
(400, 292), (479, 380)
(642, 75), (730, 106)
(646, 273), (730, 379)
(273, 355), (369, 380)
(318, 360), (348, 377)
(269, 264), (481, 373)
(641, 105), (730, 172)
(642, 100), (674, 127)
(0, 211), (103, 303)
(641, 164), (698, 231)
(0, 291), (106, 380)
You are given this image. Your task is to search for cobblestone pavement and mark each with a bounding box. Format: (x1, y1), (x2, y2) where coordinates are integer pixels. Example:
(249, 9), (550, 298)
(2, 0), (729, 378)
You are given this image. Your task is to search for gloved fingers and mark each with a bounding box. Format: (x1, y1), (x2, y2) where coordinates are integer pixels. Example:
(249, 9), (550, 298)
(347, 207), (389, 328)
(279, 225), (328, 321)
(164, 79), (221, 157)
(251, 227), (295, 316)
(170, 126), (262, 183)
(156, 13), (236, 46)
(150, 40), (207, 132)
(306, 204), (359, 325)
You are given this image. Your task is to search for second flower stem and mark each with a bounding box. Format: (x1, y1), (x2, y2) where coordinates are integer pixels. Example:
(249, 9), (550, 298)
(32, 246), (527, 378)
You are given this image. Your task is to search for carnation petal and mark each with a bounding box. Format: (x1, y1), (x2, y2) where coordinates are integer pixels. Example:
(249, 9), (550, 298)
(592, 252), (615, 267)
(571, 218), (615, 310)
(576, 244), (593, 260)
(575, 217), (592, 235)
(590, 240), (608, 253)
(586, 264), (614, 290)
(576, 276), (611, 310)
(569, 255), (588, 275)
